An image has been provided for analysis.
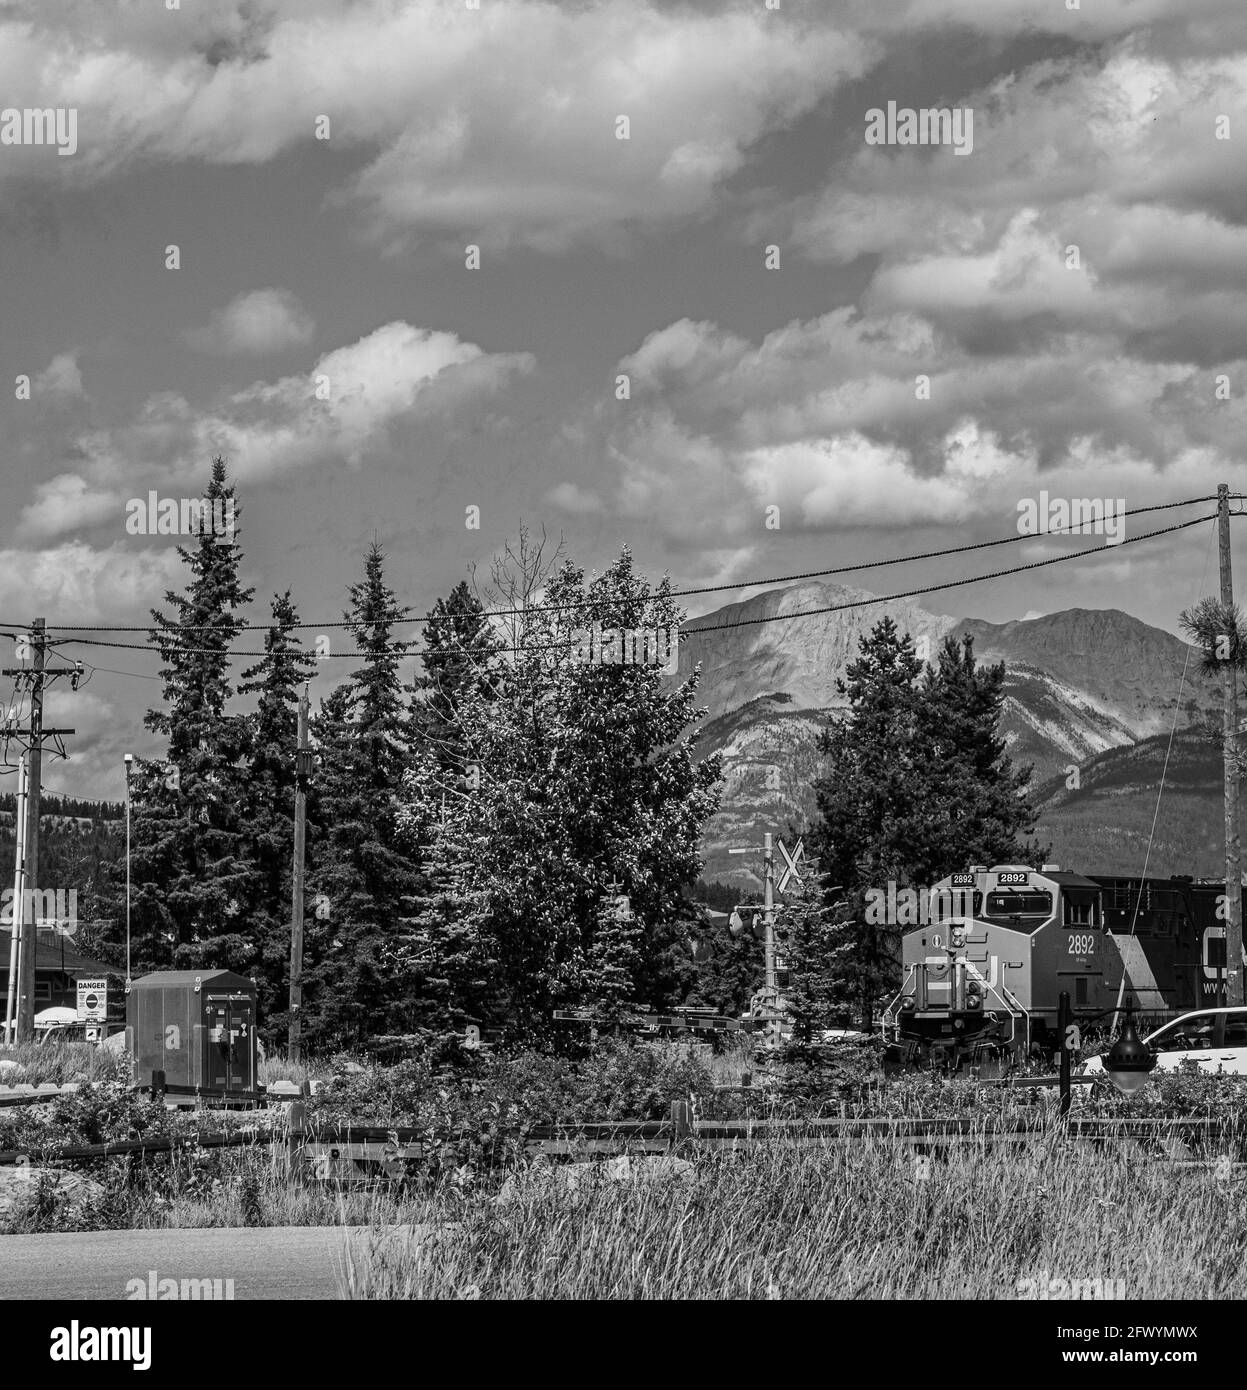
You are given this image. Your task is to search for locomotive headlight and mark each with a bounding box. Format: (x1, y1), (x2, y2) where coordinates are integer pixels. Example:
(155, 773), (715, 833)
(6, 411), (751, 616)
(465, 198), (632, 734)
(967, 995), (983, 1010)
(900, 998), (916, 1011)
(967, 980), (981, 997)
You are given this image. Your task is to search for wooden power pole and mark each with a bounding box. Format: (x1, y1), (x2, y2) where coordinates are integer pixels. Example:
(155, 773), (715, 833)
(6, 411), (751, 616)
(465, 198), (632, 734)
(17, 621), (45, 1042)
(1219, 485), (1244, 1006)
(288, 687), (311, 1060)
(1, 619), (76, 1042)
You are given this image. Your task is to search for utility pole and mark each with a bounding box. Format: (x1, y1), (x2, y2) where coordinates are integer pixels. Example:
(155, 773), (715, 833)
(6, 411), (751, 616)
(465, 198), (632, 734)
(1, 620), (77, 1041)
(288, 687), (311, 1061)
(1219, 484), (1244, 1006)
(4, 755), (27, 1043)
(17, 621), (44, 1043)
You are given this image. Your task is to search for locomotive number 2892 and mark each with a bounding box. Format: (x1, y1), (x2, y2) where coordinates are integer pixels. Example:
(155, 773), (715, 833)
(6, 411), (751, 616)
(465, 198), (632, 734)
(1067, 934), (1096, 955)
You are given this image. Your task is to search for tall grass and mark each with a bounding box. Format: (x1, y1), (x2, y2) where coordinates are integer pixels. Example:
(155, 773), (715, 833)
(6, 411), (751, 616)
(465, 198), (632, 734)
(339, 1131), (1247, 1299)
(0, 1041), (126, 1087)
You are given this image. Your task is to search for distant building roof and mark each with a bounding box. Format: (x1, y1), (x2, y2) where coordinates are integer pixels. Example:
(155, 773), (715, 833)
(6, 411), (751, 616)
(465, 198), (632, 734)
(31, 931), (121, 976)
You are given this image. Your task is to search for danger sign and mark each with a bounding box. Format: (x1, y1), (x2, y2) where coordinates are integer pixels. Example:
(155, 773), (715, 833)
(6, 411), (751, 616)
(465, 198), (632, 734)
(77, 977), (107, 1023)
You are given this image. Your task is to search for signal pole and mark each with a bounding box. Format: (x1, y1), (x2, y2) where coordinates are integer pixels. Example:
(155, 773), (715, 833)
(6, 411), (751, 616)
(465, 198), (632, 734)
(762, 831), (776, 994)
(288, 687), (311, 1061)
(1219, 484), (1244, 1006)
(728, 832), (777, 995)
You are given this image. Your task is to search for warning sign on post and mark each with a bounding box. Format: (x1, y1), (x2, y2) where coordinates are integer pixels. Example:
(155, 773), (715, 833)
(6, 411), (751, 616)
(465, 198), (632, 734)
(76, 977), (108, 1023)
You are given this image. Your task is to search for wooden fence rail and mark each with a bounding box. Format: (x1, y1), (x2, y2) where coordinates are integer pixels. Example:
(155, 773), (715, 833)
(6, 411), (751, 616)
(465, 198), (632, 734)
(2, 1101), (1244, 1170)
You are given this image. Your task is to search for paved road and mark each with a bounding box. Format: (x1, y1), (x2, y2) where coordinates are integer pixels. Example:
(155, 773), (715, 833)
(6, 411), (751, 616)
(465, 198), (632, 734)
(0, 1225), (411, 1300)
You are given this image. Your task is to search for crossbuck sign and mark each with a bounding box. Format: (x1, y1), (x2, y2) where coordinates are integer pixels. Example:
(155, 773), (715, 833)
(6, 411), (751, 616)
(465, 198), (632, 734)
(776, 837), (805, 894)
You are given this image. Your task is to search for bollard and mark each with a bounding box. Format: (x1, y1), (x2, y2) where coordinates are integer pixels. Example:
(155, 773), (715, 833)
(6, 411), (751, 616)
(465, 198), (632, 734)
(670, 1099), (693, 1146)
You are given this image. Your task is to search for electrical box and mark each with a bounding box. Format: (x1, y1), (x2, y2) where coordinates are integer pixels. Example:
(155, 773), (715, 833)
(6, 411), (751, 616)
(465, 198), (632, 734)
(126, 969), (258, 1096)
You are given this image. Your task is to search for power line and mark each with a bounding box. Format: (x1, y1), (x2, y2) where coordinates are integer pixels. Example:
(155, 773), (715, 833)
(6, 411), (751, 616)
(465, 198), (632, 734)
(683, 513), (1214, 635)
(40, 493), (1218, 635)
(43, 511), (1215, 660)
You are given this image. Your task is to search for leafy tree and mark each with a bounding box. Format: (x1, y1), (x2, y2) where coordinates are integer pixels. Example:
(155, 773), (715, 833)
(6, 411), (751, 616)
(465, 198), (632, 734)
(397, 540), (722, 1039)
(126, 457), (255, 973)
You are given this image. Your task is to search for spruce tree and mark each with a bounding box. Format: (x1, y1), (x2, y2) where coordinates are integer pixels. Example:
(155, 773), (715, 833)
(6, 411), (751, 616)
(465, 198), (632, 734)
(236, 591), (316, 1037)
(127, 457), (255, 972)
(410, 579), (500, 772)
(303, 543), (423, 1044)
(583, 890), (644, 1026)
(808, 619), (1040, 1028)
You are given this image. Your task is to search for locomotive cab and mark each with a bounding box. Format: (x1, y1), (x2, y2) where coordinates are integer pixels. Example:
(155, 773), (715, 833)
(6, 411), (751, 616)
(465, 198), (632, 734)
(884, 864), (1108, 1072)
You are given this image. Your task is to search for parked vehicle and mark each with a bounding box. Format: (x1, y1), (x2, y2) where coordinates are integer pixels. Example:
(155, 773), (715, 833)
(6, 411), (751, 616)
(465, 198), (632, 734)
(1079, 1007), (1247, 1077)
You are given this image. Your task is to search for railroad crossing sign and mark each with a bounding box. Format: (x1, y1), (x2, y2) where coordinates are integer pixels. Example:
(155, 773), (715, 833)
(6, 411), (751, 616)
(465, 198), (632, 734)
(776, 837), (805, 893)
(76, 977), (108, 1023)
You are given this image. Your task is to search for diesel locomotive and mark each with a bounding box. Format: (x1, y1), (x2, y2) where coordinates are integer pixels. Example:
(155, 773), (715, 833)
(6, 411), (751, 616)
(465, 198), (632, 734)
(881, 864), (1229, 1070)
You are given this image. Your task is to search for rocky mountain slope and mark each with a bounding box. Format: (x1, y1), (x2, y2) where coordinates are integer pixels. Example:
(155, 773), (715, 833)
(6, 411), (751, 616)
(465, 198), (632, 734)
(682, 583), (1221, 888)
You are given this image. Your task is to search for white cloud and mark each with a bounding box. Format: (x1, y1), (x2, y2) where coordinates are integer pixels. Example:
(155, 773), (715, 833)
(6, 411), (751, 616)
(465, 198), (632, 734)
(0, 542), (182, 621)
(33, 353), (84, 402)
(28, 322), (535, 522)
(185, 288), (315, 355)
(546, 482), (604, 516)
(19, 474), (121, 539)
(0, 1), (869, 249)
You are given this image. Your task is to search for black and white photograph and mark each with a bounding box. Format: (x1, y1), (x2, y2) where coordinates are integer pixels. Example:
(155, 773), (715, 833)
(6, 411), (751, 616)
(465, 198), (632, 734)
(0, 0), (1243, 1347)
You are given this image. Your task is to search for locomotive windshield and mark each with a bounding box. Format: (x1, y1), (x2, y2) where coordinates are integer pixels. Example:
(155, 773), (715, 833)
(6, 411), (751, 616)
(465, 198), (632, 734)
(982, 890), (1052, 922)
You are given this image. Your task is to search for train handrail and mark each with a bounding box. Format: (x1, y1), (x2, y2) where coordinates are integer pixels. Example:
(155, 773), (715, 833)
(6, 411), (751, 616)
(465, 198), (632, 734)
(880, 965), (917, 1037)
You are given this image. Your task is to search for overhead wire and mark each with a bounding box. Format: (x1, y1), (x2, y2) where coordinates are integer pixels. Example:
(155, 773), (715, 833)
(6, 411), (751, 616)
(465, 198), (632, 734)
(26, 510), (1216, 662)
(39, 493), (1218, 635)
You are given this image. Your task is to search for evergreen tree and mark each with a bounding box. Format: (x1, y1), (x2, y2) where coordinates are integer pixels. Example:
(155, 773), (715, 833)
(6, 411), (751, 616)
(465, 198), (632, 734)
(409, 580), (500, 772)
(393, 753), (501, 1041)
(808, 620), (1039, 1027)
(777, 869), (847, 1043)
(914, 634), (1039, 872)
(583, 889), (644, 1025)
(126, 458), (255, 972)
(303, 543), (423, 1044)
(685, 908), (766, 1018)
(236, 591), (316, 1038)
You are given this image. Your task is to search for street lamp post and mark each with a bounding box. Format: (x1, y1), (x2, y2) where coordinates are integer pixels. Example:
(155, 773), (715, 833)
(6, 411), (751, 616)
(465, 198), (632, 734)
(123, 753), (132, 988)
(1058, 991), (1157, 1115)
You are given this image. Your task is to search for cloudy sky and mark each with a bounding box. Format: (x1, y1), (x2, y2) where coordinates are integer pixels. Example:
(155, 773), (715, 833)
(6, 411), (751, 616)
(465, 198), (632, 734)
(2, 0), (1246, 796)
